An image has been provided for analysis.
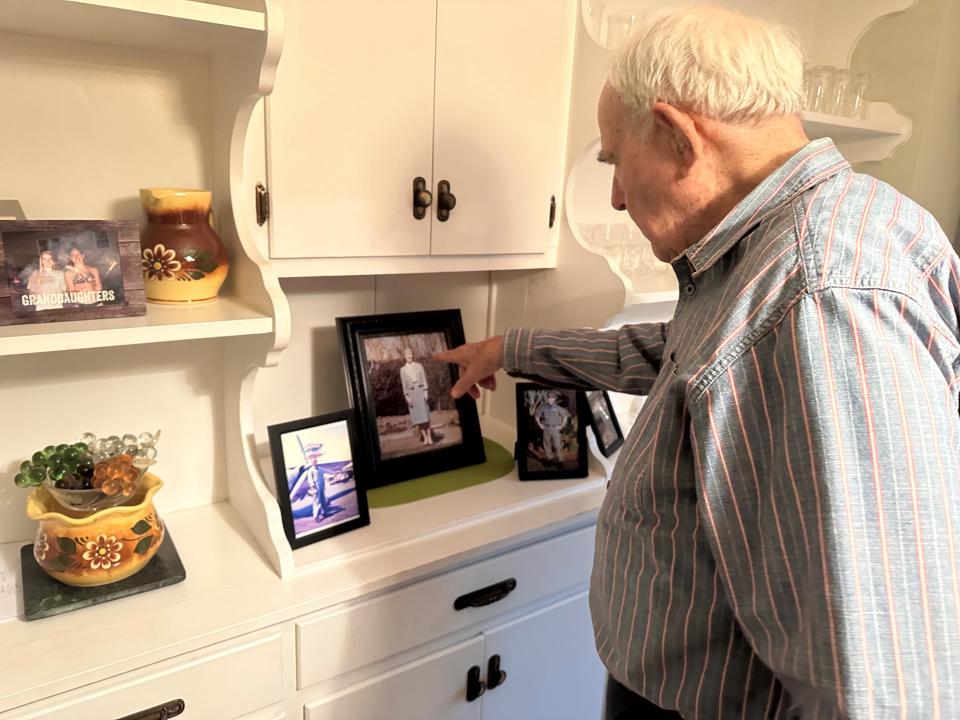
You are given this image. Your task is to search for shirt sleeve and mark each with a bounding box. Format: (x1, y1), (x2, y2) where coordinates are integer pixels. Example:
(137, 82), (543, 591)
(502, 323), (670, 395)
(691, 287), (960, 717)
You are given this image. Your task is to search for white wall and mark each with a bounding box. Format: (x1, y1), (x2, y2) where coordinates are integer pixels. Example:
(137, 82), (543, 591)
(851, 0), (960, 243)
(487, 5), (637, 425)
(0, 341), (229, 544)
(252, 273), (492, 455)
(0, 33), (224, 544)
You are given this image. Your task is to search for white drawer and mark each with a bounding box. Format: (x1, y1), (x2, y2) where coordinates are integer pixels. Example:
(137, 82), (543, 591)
(8, 629), (284, 720)
(296, 524), (595, 690)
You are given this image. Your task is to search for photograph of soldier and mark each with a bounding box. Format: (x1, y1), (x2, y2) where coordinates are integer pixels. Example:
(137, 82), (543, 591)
(362, 331), (463, 460)
(520, 386), (582, 473)
(280, 419), (361, 539)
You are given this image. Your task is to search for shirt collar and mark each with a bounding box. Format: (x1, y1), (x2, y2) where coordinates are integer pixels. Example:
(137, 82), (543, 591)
(678, 138), (850, 278)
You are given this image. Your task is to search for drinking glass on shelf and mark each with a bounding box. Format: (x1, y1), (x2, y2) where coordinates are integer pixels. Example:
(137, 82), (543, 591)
(843, 72), (871, 119)
(824, 67), (852, 116)
(601, 3), (640, 49)
(804, 65), (832, 113)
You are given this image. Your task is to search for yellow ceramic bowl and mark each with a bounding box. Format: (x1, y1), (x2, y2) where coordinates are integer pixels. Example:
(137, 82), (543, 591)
(26, 474), (165, 587)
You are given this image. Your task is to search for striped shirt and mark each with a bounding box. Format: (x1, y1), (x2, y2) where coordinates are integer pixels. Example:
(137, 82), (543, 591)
(503, 138), (960, 718)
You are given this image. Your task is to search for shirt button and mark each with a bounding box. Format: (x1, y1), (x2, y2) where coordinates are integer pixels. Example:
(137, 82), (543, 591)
(683, 283), (696, 297)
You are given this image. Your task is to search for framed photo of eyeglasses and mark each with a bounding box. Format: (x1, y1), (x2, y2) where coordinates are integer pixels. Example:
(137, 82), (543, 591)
(337, 309), (486, 489)
(0, 220), (146, 326)
(267, 409), (371, 550)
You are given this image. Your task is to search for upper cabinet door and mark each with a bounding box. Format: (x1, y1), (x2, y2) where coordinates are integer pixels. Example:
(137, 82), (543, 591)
(431, 0), (576, 256)
(266, 0), (437, 259)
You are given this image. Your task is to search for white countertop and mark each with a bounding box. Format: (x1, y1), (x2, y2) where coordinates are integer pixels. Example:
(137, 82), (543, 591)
(0, 426), (608, 713)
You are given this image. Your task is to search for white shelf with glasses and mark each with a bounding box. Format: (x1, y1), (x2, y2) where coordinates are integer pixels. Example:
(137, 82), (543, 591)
(800, 102), (912, 163)
(0, 0), (265, 55)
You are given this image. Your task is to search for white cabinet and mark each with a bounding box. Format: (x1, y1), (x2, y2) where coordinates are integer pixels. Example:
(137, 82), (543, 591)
(303, 592), (604, 720)
(265, 0), (576, 275)
(431, 0), (574, 257)
(4, 629), (285, 720)
(298, 525), (604, 719)
(266, 0), (437, 260)
(304, 637), (486, 720)
(482, 592), (605, 720)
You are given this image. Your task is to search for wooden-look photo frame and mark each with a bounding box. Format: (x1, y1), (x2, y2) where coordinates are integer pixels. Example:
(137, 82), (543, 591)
(267, 409), (371, 550)
(0, 220), (146, 326)
(337, 309), (486, 488)
(584, 390), (625, 457)
(515, 383), (588, 480)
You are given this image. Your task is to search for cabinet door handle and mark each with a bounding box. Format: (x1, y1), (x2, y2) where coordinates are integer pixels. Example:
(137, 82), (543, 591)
(454, 578), (517, 610)
(412, 176), (432, 220)
(116, 699), (185, 720)
(487, 653), (507, 690)
(255, 182), (270, 226)
(437, 180), (457, 221)
(466, 664), (486, 702)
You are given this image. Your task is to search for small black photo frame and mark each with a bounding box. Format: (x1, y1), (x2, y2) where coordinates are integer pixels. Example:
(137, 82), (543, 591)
(515, 383), (588, 480)
(267, 409), (371, 550)
(337, 309), (486, 489)
(584, 390), (624, 456)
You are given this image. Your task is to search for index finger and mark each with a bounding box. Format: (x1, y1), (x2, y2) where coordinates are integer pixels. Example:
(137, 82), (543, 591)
(450, 363), (484, 399)
(434, 346), (464, 363)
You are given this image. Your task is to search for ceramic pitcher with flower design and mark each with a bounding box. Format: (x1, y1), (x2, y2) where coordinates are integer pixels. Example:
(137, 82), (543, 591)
(139, 188), (228, 303)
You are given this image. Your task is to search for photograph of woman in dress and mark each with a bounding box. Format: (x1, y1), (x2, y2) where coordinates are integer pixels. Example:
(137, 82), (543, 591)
(400, 346), (434, 446)
(26, 250), (66, 311)
(362, 332), (463, 461)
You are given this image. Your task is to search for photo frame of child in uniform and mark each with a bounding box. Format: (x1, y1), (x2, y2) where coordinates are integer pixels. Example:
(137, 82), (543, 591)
(515, 383), (588, 480)
(584, 390), (625, 457)
(337, 309), (486, 489)
(0, 220), (146, 326)
(267, 409), (371, 550)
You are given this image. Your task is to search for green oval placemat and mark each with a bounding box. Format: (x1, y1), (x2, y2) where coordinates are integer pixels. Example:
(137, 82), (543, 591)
(367, 438), (515, 508)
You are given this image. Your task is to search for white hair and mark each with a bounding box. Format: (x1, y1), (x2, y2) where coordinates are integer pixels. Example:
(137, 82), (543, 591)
(608, 5), (805, 126)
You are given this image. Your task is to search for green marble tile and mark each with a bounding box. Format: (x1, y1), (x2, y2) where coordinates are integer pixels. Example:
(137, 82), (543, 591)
(20, 532), (186, 621)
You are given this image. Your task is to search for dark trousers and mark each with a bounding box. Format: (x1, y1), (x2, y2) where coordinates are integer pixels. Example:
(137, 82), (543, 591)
(603, 675), (683, 719)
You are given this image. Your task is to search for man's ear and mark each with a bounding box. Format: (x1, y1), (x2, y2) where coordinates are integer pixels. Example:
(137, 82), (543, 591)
(651, 102), (702, 170)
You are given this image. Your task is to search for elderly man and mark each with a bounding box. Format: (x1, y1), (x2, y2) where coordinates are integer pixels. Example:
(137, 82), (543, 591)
(438, 5), (960, 718)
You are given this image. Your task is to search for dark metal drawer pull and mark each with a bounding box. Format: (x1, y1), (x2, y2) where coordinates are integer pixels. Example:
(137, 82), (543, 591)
(487, 653), (507, 689)
(116, 699), (185, 720)
(454, 578), (517, 610)
(466, 664), (486, 702)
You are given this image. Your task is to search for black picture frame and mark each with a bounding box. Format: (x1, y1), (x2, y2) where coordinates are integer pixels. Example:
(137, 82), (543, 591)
(336, 309), (486, 488)
(584, 390), (625, 457)
(267, 409), (371, 550)
(515, 383), (588, 480)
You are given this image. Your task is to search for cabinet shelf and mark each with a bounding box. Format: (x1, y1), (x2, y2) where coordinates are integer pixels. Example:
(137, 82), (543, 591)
(270, 250), (560, 278)
(0, 0), (265, 55)
(800, 103), (912, 163)
(0, 296), (272, 357)
(801, 110), (905, 141)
